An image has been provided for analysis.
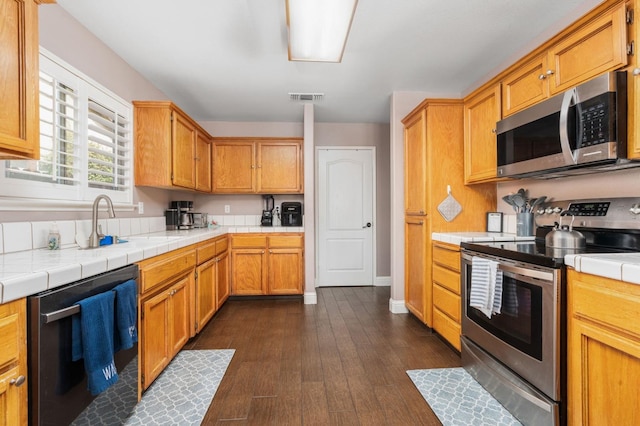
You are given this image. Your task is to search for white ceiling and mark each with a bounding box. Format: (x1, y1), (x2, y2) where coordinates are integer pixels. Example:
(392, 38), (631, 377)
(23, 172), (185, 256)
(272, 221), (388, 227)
(57, 0), (603, 123)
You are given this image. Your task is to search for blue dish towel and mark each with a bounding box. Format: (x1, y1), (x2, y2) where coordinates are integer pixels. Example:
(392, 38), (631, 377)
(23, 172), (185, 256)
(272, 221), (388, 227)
(76, 291), (119, 395)
(113, 279), (138, 352)
(71, 313), (83, 362)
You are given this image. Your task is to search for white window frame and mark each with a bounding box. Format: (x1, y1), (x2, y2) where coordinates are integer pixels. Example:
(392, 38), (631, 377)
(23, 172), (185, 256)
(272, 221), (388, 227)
(0, 48), (134, 211)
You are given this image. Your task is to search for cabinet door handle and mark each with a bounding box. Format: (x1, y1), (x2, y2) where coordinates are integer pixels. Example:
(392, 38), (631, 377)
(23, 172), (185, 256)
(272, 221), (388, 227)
(262, 250), (265, 254)
(538, 74), (546, 80)
(10, 376), (26, 387)
(633, 68), (640, 76)
(546, 69), (554, 76)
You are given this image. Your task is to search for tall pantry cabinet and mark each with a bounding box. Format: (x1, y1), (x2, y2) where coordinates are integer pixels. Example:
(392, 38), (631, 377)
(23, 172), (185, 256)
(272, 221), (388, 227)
(403, 99), (496, 327)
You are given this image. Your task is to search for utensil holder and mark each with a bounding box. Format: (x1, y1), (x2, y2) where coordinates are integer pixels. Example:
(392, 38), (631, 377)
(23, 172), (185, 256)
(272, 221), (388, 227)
(516, 212), (534, 236)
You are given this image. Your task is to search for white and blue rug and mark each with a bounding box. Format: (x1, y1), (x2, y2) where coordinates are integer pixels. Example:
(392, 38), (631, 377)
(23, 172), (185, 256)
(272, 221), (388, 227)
(125, 349), (235, 425)
(407, 367), (522, 426)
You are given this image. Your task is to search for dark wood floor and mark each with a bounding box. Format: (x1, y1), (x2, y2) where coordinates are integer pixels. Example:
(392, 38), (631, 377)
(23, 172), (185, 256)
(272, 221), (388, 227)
(185, 286), (461, 425)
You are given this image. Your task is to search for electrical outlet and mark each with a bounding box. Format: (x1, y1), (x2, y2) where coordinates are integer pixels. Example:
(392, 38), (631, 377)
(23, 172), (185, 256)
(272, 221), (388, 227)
(138, 201), (144, 215)
(224, 205), (230, 213)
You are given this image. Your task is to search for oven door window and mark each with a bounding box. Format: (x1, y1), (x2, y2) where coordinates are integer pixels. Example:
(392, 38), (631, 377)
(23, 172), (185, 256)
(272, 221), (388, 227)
(466, 271), (543, 360)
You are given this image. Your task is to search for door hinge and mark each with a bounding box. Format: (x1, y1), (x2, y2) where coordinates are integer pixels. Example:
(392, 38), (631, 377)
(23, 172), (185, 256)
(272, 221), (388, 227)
(627, 8), (634, 24)
(628, 40), (635, 56)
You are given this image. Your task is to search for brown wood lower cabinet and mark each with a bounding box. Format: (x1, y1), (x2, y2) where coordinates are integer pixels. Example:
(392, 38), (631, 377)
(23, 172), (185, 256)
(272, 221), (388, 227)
(567, 269), (640, 425)
(137, 246), (196, 396)
(230, 233), (304, 295)
(140, 272), (191, 390)
(431, 242), (462, 351)
(0, 299), (27, 426)
(195, 236), (229, 333)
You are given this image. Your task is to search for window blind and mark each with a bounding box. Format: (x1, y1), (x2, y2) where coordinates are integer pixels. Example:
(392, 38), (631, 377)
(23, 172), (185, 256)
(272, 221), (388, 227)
(87, 99), (131, 192)
(5, 72), (81, 185)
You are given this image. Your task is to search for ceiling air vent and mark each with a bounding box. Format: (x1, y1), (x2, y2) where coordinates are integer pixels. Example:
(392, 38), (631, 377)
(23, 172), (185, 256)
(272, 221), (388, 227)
(289, 92), (324, 102)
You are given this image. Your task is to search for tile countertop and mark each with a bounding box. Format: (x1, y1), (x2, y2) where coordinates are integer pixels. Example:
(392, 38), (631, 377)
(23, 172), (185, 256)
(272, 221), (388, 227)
(0, 226), (303, 304)
(432, 232), (535, 246)
(564, 253), (640, 285)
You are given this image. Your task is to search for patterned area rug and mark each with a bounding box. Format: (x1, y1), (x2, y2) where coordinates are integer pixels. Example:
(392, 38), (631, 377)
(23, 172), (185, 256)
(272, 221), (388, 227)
(125, 349), (235, 425)
(406, 367), (522, 426)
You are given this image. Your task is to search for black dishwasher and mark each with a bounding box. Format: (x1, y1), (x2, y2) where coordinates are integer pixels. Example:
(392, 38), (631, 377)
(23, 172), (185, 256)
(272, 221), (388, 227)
(27, 264), (139, 426)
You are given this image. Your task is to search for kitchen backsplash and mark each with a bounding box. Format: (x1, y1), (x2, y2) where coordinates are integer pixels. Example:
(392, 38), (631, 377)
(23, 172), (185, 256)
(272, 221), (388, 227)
(0, 214), (295, 254)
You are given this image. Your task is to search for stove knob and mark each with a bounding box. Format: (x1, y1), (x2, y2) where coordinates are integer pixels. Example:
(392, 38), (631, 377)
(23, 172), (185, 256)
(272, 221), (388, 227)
(537, 208), (546, 215)
(552, 207), (563, 214)
(630, 204), (640, 215)
(545, 207), (554, 214)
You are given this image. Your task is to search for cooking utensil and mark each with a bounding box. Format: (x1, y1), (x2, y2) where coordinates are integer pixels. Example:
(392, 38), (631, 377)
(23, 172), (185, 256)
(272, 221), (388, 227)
(528, 196), (547, 213)
(502, 195), (519, 213)
(511, 193), (526, 213)
(545, 212), (586, 249)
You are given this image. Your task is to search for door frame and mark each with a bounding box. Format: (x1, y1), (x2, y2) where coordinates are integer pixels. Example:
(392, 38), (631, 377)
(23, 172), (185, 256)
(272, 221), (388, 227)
(315, 146), (377, 287)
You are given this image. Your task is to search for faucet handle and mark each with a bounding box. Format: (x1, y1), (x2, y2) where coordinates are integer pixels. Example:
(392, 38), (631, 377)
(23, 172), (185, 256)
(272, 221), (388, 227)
(98, 224), (104, 238)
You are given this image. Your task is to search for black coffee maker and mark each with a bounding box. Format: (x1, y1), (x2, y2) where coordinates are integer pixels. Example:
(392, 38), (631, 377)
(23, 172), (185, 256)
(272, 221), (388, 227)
(261, 195), (275, 226)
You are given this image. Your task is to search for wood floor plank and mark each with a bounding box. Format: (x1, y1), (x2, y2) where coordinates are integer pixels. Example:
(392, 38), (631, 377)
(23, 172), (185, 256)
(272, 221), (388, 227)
(193, 286), (461, 424)
(246, 396), (278, 425)
(301, 381), (331, 425)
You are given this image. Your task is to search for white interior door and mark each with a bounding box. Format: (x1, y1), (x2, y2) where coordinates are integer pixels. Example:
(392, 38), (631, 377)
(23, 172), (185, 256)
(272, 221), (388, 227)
(317, 148), (374, 286)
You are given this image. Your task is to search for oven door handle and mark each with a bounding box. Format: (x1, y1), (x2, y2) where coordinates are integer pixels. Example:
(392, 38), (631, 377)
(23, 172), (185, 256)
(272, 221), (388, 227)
(497, 262), (554, 282)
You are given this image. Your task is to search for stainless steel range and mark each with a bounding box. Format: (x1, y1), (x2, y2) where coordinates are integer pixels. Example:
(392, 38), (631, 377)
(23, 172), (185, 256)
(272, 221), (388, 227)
(460, 197), (640, 426)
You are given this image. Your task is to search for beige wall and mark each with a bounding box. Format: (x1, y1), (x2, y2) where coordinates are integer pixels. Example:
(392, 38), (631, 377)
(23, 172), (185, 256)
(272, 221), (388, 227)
(497, 167), (640, 212)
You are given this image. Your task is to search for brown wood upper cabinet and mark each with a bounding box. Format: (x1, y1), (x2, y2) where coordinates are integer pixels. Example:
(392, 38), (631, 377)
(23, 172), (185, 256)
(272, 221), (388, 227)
(463, 84), (502, 184)
(501, 2), (628, 117)
(627, 0), (640, 160)
(212, 138), (303, 194)
(0, 0), (41, 160)
(133, 101), (212, 192)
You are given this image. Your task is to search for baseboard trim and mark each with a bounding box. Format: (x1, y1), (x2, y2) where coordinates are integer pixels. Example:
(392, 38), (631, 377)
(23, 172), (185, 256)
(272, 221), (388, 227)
(375, 276), (391, 287)
(304, 291), (318, 305)
(389, 298), (409, 314)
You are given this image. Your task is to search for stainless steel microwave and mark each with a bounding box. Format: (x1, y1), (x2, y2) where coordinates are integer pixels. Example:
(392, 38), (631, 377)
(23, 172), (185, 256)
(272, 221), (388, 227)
(496, 71), (634, 178)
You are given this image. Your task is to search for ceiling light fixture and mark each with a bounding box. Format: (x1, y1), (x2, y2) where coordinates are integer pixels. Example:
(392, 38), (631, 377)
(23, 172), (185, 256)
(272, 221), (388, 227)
(285, 0), (358, 63)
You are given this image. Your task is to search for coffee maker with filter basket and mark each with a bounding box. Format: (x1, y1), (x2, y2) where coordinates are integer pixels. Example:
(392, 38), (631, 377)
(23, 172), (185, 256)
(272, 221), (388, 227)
(261, 195), (274, 226)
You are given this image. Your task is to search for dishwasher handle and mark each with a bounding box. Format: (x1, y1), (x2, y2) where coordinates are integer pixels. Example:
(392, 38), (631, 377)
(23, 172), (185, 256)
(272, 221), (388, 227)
(42, 304), (81, 324)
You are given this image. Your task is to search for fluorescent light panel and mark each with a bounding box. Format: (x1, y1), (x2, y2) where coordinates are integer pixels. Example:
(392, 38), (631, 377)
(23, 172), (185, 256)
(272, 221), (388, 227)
(286, 0), (358, 62)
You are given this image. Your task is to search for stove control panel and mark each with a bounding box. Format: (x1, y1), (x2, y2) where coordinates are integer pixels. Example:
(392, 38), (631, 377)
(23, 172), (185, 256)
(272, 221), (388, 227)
(566, 202), (611, 216)
(534, 197), (640, 230)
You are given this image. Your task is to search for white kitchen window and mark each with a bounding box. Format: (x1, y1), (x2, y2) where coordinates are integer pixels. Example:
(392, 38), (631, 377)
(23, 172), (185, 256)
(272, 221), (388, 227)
(0, 49), (133, 207)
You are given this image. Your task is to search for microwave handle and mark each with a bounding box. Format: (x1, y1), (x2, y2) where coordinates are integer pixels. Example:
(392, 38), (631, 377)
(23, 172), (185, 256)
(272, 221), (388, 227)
(559, 88), (578, 165)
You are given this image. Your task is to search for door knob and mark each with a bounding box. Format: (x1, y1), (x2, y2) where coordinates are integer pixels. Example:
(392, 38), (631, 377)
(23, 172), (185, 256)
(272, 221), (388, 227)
(10, 376), (25, 387)
(363, 222), (372, 228)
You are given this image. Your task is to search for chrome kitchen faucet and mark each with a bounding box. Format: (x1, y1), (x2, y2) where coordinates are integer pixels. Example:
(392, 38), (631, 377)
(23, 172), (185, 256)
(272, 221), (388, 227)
(88, 195), (115, 248)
